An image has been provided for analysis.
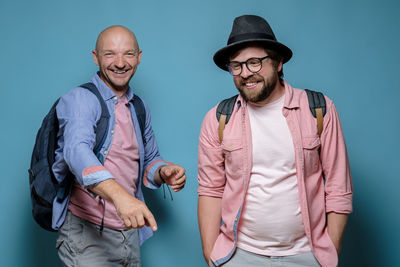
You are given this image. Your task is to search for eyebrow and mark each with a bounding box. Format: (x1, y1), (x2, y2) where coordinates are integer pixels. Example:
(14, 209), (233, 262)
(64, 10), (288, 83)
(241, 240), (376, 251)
(100, 49), (138, 53)
(99, 49), (114, 53)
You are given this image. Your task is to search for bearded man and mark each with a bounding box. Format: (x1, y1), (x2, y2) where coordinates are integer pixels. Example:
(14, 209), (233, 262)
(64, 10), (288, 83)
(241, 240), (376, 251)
(197, 15), (353, 267)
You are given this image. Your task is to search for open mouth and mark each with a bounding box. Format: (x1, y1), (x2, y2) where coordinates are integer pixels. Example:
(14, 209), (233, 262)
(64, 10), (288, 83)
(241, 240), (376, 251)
(112, 70), (128, 74)
(244, 81), (259, 90)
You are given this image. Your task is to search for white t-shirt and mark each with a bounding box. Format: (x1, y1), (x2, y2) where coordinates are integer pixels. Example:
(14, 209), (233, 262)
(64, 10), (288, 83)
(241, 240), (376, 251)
(236, 95), (311, 256)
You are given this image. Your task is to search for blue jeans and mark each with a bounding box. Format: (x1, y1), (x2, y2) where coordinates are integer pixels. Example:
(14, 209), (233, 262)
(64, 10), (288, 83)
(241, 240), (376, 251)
(209, 248), (321, 267)
(56, 212), (141, 267)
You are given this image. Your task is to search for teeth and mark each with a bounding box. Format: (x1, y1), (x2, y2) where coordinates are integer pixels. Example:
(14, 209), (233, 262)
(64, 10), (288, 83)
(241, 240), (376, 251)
(113, 70), (127, 74)
(246, 82), (257, 86)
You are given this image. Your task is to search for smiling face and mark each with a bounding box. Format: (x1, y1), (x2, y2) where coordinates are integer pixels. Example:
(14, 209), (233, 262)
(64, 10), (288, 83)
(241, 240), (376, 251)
(231, 45), (284, 104)
(92, 26), (142, 95)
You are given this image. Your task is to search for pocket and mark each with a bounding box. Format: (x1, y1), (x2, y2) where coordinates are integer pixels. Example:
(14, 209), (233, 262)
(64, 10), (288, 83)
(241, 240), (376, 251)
(64, 213), (86, 254)
(55, 238), (64, 250)
(302, 136), (321, 174)
(221, 139), (243, 175)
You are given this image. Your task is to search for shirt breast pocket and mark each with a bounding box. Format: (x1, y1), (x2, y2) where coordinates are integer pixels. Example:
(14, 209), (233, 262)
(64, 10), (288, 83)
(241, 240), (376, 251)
(302, 136), (321, 175)
(221, 139), (243, 177)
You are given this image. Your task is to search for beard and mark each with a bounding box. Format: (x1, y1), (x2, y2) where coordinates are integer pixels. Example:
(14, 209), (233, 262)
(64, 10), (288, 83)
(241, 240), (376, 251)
(236, 69), (279, 103)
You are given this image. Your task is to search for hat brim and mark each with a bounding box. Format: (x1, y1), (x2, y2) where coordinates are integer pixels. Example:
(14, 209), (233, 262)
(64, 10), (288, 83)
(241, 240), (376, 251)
(213, 39), (292, 71)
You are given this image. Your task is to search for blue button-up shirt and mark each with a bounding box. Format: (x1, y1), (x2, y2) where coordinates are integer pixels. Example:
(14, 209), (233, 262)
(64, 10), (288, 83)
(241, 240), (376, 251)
(52, 73), (167, 244)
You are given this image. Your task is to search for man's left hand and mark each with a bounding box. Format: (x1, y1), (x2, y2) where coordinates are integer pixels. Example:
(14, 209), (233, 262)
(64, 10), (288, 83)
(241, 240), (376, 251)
(159, 165), (186, 192)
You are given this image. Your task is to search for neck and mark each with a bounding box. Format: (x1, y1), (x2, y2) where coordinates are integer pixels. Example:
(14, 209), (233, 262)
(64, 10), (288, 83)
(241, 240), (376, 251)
(98, 73), (129, 98)
(111, 87), (128, 98)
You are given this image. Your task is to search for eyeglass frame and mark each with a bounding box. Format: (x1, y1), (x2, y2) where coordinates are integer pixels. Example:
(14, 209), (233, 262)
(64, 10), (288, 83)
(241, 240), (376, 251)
(226, 55), (270, 76)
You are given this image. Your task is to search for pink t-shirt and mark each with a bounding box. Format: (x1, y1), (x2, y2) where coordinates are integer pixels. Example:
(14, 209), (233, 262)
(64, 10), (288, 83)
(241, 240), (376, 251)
(237, 95), (311, 256)
(69, 95), (140, 230)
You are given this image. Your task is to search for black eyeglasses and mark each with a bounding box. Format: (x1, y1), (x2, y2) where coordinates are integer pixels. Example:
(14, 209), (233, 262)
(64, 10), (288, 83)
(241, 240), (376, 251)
(227, 56), (270, 76)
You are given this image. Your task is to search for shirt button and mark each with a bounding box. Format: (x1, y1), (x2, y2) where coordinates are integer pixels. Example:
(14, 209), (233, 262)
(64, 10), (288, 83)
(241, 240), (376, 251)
(111, 130), (115, 134)
(113, 96), (117, 100)
(234, 218), (238, 222)
(104, 150), (108, 155)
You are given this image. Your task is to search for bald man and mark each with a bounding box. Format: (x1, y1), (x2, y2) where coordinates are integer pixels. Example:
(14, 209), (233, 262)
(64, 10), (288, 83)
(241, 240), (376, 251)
(52, 25), (186, 267)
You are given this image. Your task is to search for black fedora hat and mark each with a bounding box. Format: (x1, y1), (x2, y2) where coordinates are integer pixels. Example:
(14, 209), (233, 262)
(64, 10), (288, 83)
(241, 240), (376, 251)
(213, 15), (292, 71)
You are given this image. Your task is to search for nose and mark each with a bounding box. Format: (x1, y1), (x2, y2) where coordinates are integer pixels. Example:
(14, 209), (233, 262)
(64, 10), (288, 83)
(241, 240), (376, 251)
(114, 55), (125, 68)
(240, 63), (253, 79)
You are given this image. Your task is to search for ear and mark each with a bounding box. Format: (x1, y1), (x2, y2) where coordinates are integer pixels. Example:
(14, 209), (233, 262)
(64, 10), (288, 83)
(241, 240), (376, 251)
(92, 50), (99, 66)
(137, 50), (143, 65)
(277, 61), (283, 72)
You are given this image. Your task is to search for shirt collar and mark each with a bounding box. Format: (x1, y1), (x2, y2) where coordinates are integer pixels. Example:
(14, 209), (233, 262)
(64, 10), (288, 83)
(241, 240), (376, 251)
(282, 80), (300, 110)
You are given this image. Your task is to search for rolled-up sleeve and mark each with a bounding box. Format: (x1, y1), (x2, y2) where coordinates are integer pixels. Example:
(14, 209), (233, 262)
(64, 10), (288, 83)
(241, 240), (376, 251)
(140, 100), (168, 189)
(321, 100), (353, 214)
(197, 107), (226, 198)
(56, 88), (114, 187)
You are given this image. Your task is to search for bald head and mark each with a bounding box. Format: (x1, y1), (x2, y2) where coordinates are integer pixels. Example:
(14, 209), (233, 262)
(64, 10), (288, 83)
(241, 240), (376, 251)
(92, 25), (142, 95)
(95, 25), (139, 52)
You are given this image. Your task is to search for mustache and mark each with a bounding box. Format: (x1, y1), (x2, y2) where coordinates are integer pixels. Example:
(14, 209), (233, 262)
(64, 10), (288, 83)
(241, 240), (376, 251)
(240, 76), (262, 84)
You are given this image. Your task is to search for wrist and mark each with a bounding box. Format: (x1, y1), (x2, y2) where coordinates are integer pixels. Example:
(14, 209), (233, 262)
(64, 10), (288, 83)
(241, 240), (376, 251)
(158, 166), (166, 184)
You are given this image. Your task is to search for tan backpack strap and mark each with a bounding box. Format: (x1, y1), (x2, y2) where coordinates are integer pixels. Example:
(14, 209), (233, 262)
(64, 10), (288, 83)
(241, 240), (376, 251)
(218, 114), (227, 142)
(315, 107), (323, 137)
(305, 89), (326, 137)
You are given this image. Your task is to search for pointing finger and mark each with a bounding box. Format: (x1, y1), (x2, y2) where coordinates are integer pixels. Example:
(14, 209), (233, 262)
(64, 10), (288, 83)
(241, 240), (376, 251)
(163, 166), (172, 178)
(174, 167), (185, 179)
(143, 209), (158, 232)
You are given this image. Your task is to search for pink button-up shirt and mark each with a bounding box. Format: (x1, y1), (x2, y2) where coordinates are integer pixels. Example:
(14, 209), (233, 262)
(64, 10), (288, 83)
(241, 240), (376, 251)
(197, 81), (353, 267)
(69, 95), (140, 230)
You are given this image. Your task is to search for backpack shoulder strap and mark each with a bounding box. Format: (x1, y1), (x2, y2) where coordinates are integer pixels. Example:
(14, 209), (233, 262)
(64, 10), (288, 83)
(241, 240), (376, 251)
(305, 89), (326, 136)
(79, 83), (110, 159)
(216, 94), (239, 142)
(131, 95), (146, 145)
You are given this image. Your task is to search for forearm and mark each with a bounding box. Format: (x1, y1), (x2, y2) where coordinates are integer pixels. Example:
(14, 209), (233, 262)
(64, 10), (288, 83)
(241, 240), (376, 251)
(198, 195), (222, 263)
(90, 179), (132, 205)
(90, 179), (157, 230)
(327, 212), (348, 254)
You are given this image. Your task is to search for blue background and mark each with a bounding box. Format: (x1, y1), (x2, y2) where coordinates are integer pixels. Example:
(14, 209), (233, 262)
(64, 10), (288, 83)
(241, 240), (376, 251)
(1, 0), (399, 266)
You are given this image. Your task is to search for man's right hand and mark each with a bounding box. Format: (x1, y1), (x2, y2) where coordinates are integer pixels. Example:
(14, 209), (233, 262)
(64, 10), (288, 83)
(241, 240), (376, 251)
(90, 178), (158, 231)
(113, 192), (157, 231)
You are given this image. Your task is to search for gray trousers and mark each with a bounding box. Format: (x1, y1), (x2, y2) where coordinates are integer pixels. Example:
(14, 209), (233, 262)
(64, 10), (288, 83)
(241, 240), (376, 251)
(56, 212), (141, 267)
(209, 248), (321, 267)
